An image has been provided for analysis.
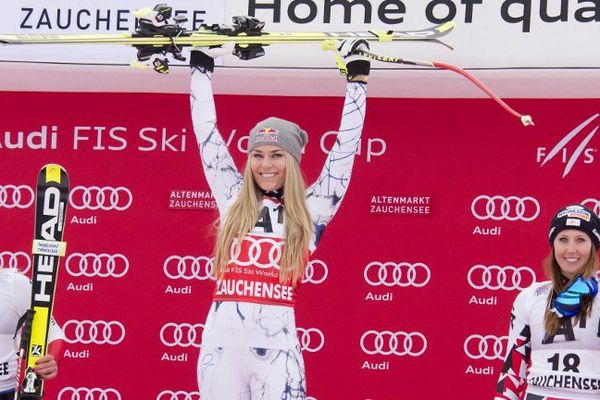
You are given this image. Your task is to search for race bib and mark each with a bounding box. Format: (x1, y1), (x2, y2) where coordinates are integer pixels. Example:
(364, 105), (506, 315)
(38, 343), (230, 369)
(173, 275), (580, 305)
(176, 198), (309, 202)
(528, 350), (600, 393)
(212, 234), (299, 307)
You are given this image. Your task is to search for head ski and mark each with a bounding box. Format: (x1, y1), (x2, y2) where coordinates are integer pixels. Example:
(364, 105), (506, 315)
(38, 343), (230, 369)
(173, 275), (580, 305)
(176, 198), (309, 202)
(15, 164), (69, 400)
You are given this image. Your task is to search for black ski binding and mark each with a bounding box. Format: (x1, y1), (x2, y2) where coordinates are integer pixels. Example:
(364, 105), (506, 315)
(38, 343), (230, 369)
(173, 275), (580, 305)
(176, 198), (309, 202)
(133, 3), (191, 72)
(200, 16), (267, 60)
(201, 15), (265, 36)
(233, 44), (266, 60)
(135, 4), (187, 37)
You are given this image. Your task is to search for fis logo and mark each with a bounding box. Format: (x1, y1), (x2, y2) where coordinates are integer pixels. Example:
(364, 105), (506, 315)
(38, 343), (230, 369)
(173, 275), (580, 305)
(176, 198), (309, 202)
(537, 114), (599, 178)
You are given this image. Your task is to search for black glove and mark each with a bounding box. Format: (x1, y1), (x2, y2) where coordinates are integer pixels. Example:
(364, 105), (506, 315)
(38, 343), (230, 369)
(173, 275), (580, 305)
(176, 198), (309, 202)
(336, 39), (370, 82)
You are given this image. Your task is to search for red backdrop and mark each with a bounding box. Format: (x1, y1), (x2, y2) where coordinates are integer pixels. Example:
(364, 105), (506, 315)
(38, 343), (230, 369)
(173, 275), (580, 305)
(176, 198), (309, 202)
(1, 89), (599, 400)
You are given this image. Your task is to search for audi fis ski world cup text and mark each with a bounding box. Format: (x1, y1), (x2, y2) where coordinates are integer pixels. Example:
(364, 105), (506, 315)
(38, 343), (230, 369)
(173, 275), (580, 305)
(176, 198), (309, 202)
(0, 125), (188, 152)
(0, 126), (386, 162)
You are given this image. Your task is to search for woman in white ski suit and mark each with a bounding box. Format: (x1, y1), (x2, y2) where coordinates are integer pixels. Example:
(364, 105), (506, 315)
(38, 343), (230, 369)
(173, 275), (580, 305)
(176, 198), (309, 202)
(495, 204), (600, 400)
(189, 41), (370, 399)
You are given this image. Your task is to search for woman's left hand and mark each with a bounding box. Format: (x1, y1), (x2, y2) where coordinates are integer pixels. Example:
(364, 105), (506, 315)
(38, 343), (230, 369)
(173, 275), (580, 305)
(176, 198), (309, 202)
(33, 354), (58, 380)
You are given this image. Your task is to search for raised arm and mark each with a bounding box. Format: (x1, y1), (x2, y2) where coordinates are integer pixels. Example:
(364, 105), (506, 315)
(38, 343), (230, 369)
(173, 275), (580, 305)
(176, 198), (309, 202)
(306, 40), (370, 248)
(190, 48), (243, 215)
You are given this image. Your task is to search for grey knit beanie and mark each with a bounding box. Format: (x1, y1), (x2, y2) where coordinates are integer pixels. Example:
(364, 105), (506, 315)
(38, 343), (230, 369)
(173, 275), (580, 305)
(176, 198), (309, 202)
(248, 117), (308, 162)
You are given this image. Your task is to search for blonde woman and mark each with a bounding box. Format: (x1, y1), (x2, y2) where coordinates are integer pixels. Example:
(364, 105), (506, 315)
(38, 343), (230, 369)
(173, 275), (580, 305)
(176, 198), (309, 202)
(190, 41), (370, 399)
(496, 204), (600, 400)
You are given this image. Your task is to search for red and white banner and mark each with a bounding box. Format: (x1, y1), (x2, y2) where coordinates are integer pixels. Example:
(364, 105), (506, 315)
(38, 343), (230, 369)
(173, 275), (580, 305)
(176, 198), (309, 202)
(1, 90), (599, 399)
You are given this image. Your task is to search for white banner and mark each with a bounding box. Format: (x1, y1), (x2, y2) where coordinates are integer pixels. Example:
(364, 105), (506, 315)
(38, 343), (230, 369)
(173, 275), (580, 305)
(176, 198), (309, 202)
(221, 0), (600, 69)
(0, 0), (599, 96)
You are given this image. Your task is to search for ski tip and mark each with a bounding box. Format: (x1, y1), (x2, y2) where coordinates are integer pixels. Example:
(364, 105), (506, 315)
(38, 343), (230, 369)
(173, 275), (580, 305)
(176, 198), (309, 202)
(433, 39), (454, 50)
(520, 115), (535, 126)
(436, 21), (456, 35)
(131, 60), (150, 70)
(133, 7), (153, 18)
(42, 164), (66, 183)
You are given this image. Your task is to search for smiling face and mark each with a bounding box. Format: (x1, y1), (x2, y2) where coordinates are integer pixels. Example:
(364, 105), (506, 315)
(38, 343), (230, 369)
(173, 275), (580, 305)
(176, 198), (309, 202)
(250, 145), (287, 192)
(552, 229), (593, 278)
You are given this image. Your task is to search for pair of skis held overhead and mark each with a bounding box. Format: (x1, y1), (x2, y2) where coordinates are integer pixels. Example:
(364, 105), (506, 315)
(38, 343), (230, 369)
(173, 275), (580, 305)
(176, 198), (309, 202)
(0, 3), (533, 126)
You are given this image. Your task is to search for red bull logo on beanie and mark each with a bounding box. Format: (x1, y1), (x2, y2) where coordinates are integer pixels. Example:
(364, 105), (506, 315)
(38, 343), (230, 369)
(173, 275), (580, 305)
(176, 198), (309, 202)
(257, 127), (279, 143)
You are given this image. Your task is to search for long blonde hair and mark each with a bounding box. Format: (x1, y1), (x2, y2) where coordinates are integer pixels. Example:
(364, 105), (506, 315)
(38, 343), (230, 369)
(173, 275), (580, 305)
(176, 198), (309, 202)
(212, 153), (312, 285)
(543, 248), (599, 335)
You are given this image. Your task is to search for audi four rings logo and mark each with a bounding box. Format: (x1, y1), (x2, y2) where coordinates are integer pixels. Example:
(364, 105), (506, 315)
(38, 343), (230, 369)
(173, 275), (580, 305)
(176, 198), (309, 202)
(302, 260), (328, 284)
(581, 198), (600, 216)
(63, 320), (126, 345)
(0, 184), (34, 209)
(160, 323), (204, 348)
(464, 334), (508, 360)
(360, 330), (427, 356)
(163, 256), (215, 281)
(230, 236), (282, 269)
(297, 327), (325, 352)
(70, 186), (133, 211)
(156, 391), (200, 400)
(364, 261), (431, 287)
(0, 251), (31, 273)
(58, 387), (122, 400)
(66, 253), (129, 278)
(471, 195), (540, 221)
(467, 265), (536, 291)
